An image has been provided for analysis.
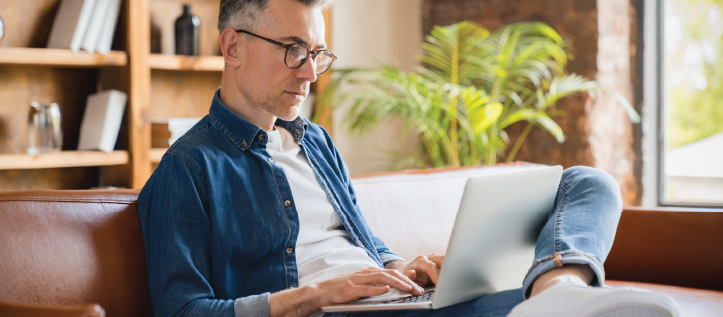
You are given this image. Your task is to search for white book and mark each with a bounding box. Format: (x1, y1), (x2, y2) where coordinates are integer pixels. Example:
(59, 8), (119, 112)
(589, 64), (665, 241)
(78, 90), (128, 153)
(168, 118), (202, 145)
(47, 0), (98, 52)
(96, 0), (122, 55)
(81, 0), (111, 54)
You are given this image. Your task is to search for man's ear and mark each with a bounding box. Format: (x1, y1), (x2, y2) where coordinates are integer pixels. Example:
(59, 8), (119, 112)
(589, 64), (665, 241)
(220, 29), (242, 68)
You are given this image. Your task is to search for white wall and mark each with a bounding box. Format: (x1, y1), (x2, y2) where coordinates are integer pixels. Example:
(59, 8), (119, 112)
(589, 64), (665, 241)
(330, 0), (422, 174)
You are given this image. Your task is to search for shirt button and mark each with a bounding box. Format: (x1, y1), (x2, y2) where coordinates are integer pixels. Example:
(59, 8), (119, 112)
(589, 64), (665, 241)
(284, 200), (291, 207)
(259, 134), (265, 140)
(286, 247), (293, 254)
(268, 158), (274, 163)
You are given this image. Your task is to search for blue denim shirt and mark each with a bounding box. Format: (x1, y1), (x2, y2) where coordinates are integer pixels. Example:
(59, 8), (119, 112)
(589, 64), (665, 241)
(138, 89), (404, 317)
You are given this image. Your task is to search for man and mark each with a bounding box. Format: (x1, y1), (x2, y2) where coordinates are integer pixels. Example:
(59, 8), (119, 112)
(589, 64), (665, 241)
(138, 0), (677, 316)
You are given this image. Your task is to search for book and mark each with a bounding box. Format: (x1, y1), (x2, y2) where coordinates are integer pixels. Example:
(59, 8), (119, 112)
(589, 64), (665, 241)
(151, 122), (172, 148)
(77, 90), (128, 153)
(81, 0), (111, 54)
(47, 0), (98, 52)
(168, 118), (202, 145)
(96, 0), (122, 55)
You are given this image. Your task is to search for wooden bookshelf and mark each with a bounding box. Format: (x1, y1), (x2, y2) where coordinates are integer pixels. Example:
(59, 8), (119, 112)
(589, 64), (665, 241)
(0, 47), (127, 67)
(148, 54), (224, 71)
(0, 0), (332, 190)
(0, 151), (129, 170)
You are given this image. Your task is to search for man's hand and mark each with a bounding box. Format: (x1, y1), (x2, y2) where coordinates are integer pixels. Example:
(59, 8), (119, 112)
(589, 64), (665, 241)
(311, 267), (425, 307)
(385, 254), (445, 287)
(269, 267), (424, 317)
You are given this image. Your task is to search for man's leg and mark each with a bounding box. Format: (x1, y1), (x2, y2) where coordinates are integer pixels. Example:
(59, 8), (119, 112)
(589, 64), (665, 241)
(509, 166), (678, 316)
(522, 166), (622, 297)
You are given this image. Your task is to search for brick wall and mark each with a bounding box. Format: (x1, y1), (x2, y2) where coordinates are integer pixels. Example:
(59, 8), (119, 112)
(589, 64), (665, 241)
(422, 0), (643, 205)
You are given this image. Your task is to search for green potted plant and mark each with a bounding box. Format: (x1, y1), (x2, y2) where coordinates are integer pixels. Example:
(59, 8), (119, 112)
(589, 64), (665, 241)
(315, 21), (639, 168)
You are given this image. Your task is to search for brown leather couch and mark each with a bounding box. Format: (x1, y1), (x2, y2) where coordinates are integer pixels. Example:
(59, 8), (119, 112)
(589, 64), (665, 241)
(1, 169), (722, 316)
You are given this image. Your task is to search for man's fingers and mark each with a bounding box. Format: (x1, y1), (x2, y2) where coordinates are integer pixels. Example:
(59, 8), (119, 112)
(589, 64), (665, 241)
(410, 255), (441, 285)
(385, 269), (424, 295)
(355, 285), (390, 298)
(427, 254), (444, 268)
(352, 271), (422, 295)
(403, 269), (417, 280)
(423, 260), (440, 285)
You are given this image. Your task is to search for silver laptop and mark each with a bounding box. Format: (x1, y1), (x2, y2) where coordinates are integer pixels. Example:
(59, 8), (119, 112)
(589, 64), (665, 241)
(322, 166), (563, 312)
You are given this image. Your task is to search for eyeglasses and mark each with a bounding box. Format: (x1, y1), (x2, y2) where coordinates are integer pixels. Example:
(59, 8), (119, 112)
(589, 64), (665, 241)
(235, 30), (337, 74)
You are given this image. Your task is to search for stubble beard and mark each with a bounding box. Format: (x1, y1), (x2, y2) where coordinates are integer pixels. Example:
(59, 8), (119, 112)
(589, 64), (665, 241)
(240, 81), (308, 122)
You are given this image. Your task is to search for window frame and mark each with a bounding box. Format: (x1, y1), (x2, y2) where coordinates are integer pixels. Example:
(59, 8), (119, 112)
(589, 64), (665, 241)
(645, 0), (723, 208)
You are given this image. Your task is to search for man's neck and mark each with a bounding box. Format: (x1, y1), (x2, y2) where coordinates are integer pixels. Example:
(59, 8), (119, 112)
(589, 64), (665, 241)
(218, 83), (276, 132)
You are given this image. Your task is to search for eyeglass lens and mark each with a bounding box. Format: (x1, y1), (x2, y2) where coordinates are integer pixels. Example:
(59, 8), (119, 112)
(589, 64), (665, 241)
(285, 43), (334, 74)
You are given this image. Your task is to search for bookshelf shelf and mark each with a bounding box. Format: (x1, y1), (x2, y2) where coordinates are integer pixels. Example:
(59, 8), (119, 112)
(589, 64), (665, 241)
(149, 148), (167, 163)
(0, 151), (129, 170)
(0, 47), (127, 67)
(148, 54), (224, 71)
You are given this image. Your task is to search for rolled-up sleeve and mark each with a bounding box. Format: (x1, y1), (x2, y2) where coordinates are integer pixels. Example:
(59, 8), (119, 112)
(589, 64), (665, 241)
(371, 236), (406, 265)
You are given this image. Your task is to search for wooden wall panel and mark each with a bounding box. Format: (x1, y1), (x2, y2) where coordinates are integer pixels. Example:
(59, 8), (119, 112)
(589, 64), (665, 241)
(149, 70), (221, 118)
(0, 0), (59, 48)
(0, 168), (99, 190)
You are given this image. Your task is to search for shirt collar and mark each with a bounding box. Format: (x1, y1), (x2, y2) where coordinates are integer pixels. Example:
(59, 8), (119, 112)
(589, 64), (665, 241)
(208, 89), (308, 151)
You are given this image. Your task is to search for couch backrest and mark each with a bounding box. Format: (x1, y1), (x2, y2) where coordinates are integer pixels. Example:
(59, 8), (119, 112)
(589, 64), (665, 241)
(352, 165), (723, 292)
(351, 163), (543, 260)
(0, 190), (152, 316)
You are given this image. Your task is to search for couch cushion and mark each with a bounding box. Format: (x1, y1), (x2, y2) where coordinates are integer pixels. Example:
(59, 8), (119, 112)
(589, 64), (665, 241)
(606, 281), (723, 317)
(351, 163), (544, 261)
(0, 190), (151, 316)
(605, 207), (723, 292)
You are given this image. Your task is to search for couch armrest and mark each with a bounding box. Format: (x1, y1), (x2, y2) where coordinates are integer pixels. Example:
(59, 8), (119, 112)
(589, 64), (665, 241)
(0, 301), (105, 317)
(605, 207), (723, 292)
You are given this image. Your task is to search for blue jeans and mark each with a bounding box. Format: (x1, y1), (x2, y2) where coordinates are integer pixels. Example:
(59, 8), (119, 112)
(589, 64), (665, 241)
(326, 166), (623, 317)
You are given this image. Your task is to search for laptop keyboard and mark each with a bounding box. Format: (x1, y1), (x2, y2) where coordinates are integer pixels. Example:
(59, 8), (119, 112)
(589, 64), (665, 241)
(380, 290), (435, 305)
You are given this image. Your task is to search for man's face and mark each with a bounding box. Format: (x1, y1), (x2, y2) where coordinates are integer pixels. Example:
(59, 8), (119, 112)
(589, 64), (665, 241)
(234, 0), (326, 121)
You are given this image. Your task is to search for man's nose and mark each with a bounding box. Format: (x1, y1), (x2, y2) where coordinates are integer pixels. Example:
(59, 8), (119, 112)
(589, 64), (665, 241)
(296, 56), (318, 83)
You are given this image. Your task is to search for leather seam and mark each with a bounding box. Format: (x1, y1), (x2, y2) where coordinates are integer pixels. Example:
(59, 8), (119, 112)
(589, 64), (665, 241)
(0, 197), (136, 204)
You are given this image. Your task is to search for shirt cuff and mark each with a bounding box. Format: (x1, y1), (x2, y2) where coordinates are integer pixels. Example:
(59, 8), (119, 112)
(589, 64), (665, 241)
(380, 253), (406, 266)
(234, 292), (270, 317)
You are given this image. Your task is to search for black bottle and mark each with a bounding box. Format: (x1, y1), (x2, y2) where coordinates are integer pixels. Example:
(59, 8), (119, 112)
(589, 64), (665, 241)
(175, 4), (200, 56)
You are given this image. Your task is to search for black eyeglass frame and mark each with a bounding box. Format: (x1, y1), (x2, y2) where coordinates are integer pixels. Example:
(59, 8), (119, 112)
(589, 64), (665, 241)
(235, 29), (337, 74)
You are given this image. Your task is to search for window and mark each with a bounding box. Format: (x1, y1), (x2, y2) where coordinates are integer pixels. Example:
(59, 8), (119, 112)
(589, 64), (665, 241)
(660, 0), (723, 206)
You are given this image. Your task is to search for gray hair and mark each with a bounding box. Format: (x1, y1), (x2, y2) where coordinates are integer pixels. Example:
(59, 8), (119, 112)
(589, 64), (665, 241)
(218, 0), (334, 34)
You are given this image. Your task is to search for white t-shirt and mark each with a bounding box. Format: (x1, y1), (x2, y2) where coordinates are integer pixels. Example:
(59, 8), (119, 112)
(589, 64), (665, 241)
(265, 127), (380, 288)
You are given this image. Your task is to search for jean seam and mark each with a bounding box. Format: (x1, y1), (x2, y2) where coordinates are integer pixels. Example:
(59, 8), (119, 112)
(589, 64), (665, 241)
(526, 249), (604, 273)
(522, 249), (607, 288)
(553, 184), (568, 255)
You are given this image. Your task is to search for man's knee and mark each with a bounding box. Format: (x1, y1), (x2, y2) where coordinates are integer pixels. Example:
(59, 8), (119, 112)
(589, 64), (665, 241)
(562, 166), (623, 210)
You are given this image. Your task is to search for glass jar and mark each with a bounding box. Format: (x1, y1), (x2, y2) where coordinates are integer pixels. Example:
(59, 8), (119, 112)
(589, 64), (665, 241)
(27, 102), (63, 156)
